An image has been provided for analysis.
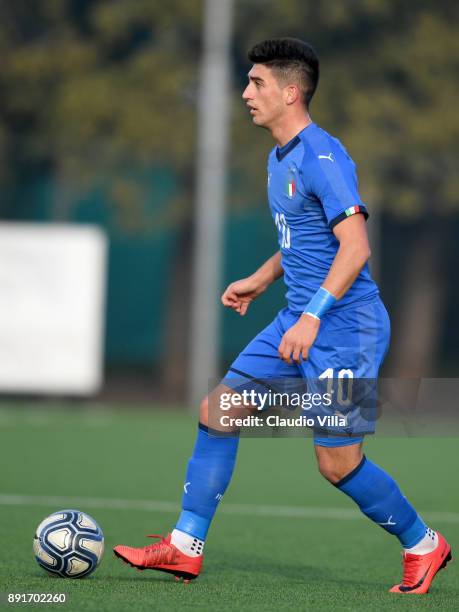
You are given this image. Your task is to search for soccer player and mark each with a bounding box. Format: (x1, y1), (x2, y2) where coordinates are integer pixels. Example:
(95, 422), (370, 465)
(114, 38), (452, 593)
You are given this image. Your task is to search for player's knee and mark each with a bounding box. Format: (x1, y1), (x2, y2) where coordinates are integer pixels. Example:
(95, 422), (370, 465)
(317, 459), (344, 484)
(199, 396), (209, 426)
(316, 454), (361, 484)
(315, 444), (363, 484)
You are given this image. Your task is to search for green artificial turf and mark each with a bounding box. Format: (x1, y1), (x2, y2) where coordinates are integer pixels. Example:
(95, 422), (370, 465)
(0, 404), (457, 610)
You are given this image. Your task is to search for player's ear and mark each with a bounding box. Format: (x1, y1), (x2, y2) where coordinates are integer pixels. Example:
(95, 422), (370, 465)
(284, 85), (299, 106)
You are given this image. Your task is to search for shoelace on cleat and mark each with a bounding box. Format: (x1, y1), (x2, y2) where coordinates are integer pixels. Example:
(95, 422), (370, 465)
(142, 534), (178, 565)
(399, 552), (427, 587)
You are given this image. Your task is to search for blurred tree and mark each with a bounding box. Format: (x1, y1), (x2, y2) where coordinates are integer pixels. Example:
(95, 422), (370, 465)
(0, 0), (201, 224)
(0, 0), (203, 394)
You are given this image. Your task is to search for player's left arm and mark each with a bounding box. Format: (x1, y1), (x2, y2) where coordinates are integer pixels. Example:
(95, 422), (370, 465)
(278, 214), (370, 364)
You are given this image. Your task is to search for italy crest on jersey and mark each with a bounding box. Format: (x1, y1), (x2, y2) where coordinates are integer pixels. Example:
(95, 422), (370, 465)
(285, 168), (296, 199)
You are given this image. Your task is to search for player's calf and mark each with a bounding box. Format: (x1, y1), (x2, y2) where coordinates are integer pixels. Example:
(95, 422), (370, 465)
(115, 386), (244, 582)
(317, 446), (453, 593)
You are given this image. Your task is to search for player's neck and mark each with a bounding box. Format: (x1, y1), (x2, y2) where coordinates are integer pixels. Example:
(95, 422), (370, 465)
(271, 113), (313, 147)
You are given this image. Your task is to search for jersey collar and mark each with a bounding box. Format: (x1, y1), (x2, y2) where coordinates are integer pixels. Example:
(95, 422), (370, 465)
(276, 136), (300, 161)
(275, 123), (315, 161)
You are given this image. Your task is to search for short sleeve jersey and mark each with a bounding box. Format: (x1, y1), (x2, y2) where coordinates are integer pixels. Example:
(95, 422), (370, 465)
(267, 123), (379, 313)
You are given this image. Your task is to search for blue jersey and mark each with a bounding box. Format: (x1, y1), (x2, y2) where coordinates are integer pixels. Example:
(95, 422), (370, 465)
(267, 123), (379, 313)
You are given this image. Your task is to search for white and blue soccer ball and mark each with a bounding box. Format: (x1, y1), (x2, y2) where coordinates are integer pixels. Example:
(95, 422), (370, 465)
(33, 510), (104, 578)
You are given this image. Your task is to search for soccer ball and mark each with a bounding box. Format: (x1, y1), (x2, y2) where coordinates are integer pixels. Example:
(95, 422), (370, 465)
(33, 509), (104, 578)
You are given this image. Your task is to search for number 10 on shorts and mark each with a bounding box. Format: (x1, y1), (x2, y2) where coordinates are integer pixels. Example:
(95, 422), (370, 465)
(319, 368), (354, 406)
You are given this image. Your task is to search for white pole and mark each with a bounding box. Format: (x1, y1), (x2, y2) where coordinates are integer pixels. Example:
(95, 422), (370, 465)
(189, 0), (234, 407)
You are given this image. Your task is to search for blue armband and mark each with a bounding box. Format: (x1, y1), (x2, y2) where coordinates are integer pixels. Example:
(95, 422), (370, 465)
(304, 287), (336, 320)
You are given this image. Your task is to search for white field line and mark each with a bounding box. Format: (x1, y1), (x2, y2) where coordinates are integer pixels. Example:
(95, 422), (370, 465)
(0, 493), (458, 524)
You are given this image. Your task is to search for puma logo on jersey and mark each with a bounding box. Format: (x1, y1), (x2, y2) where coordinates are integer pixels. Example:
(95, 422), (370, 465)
(318, 153), (334, 162)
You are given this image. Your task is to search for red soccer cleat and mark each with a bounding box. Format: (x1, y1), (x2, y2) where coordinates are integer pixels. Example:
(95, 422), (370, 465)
(390, 532), (452, 594)
(113, 534), (203, 582)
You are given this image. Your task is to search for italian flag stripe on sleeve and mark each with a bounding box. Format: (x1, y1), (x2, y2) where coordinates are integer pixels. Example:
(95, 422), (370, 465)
(345, 205), (361, 216)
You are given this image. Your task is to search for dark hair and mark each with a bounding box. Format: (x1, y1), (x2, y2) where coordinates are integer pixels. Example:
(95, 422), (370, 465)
(248, 38), (319, 108)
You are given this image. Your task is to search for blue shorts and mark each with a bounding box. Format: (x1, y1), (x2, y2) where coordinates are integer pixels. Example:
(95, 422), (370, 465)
(223, 297), (390, 446)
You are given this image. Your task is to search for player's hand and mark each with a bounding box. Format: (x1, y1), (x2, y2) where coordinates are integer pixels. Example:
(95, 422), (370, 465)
(221, 276), (268, 316)
(278, 314), (321, 363)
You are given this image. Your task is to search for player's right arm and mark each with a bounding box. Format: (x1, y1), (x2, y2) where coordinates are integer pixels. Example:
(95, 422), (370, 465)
(221, 251), (283, 316)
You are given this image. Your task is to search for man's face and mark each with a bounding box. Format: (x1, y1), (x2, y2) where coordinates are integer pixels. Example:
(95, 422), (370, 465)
(242, 64), (285, 129)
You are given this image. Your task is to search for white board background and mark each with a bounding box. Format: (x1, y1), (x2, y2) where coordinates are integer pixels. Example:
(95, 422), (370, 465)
(0, 223), (107, 395)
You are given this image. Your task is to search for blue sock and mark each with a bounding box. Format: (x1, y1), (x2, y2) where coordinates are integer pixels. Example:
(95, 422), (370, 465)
(175, 423), (239, 540)
(336, 456), (427, 548)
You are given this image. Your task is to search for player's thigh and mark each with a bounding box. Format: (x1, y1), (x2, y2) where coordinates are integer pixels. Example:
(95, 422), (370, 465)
(317, 298), (390, 379)
(201, 310), (300, 431)
(225, 307), (299, 383)
(303, 298), (389, 442)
